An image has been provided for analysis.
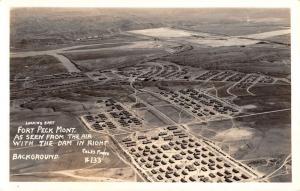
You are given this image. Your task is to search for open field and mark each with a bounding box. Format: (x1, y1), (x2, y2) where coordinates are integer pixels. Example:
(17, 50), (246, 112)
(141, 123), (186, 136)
(10, 55), (67, 79)
(233, 84), (290, 112)
(137, 92), (170, 106)
(161, 44), (290, 78)
(139, 109), (168, 127)
(156, 105), (194, 124)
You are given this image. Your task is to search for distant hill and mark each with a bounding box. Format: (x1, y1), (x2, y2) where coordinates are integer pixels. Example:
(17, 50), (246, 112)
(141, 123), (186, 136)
(10, 8), (290, 50)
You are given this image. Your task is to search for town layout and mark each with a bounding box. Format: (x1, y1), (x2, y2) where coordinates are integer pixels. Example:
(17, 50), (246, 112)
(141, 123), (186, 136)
(10, 8), (291, 182)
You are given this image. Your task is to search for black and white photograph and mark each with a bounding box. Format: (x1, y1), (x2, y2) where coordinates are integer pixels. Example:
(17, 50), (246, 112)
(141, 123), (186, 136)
(9, 7), (291, 183)
(1, 0), (300, 190)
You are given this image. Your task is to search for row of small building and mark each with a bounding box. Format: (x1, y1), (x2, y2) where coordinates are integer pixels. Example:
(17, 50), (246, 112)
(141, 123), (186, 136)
(181, 89), (238, 114)
(195, 70), (245, 83)
(160, 89), (237, 118)
(236, 74), (260, 89)
(106, 99), (142, 128)
(83, 113), (117, 131)
(120, 126), (251, 182)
